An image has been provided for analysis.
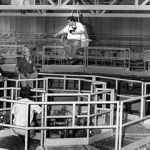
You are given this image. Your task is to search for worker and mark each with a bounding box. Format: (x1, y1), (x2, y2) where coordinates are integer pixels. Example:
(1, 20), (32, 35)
(15, 46), (38, 88)
(54, 16), (86, 65)
(11, 87), (42, 149)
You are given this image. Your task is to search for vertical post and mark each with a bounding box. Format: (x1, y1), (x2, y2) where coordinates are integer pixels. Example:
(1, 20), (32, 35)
(64, 75), (66, 91)
(83, 47), (87, 67)
(115, 79), (118, 100)
(94, 88), (98, 126)
(58, 0), (61, 5)
(91, 76), (96, 93)
(35, 78), (38, 101)
(25, 103), (29, 150)
(3, 80), (7, 110)
(78, 79), (81, 93)
(41, 93), (45, 148)
(87, 94), (90, 141)
(44, 93), (47, 146)
(110, 89), (114, 128)
(135, 0), (139, 8)
(72, 103), (76, 127)
(16, 80), (19, 100)
(10, 88), (14, 125)
(115, 102), (120, 150)
(141, 82), (145, 118)
(118, 101), (123, 150)
(85, 47), (88, 67)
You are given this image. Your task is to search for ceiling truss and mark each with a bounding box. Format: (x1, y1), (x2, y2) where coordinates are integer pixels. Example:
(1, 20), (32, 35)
(1, 0), (150, 17)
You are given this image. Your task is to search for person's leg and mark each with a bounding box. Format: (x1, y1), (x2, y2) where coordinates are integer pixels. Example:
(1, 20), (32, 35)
(18, 135), (25, 150)
(18, 134), (32, 150)
(20, 75), (28, 87)
(61, 39), (72, 64)
(27, 74), (34, 88)
(62, 39), (72, 59)
(71, 40), (81, 59)
(69, 40), (81, 65)
(62, 39), (81, 64)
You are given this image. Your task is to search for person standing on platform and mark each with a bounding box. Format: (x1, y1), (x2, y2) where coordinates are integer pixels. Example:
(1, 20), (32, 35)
(54, 16), (86, 65)
(15, 46), (38, 88)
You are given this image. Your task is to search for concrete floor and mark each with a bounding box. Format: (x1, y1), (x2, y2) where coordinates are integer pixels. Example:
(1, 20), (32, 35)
(1, 115), (150, 150)
(0, 135), (100, 150)
(1, 122), (150, 150)
(0, 134), (142, 150)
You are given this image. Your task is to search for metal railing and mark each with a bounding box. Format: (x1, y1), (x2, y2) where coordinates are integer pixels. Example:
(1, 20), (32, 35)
(0, 73), (150, 150)
(35, 46), (130, 68)
(119, 94), (150, 150)
(0, 87), (118, 150)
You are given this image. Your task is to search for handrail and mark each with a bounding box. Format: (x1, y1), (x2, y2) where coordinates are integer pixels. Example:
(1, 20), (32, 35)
(118, 94), (150, 150)
(1, 74), (150, 150)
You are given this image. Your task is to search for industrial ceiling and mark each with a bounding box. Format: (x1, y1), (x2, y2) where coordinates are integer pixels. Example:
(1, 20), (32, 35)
(1, 0), (150, 18)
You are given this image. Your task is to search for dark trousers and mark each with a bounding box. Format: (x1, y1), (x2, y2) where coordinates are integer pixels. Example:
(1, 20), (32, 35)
(62, 39), (81, 59)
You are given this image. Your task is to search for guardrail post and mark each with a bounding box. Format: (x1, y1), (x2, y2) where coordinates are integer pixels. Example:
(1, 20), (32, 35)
(118, 101), (123, 150)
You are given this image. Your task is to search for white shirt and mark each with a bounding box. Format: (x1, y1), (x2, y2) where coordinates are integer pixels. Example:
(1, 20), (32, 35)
(62, 22), (86, 40)
(11, 98), (42, 127)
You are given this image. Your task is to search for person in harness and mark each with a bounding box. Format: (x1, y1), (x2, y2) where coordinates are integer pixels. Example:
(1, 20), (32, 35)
(54, 16), (86, 65)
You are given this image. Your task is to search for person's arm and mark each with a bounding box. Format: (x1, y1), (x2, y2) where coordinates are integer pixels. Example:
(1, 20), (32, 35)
(54, 29), (64, 37)
(33, 104), (42, 123)
(32, 66), (38, 78)
(34, 105), (42, 114)
(54, 25), (68, 37)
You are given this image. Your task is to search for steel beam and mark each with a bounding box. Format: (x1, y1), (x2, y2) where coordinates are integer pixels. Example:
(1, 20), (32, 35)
(47, 0), (56, 6)
(141, 0), (150, 6)
(1, 12), (150, 18)
(1, 1), (150, 18)
(80, 0), (95, 14)
(101, 0), (117, 14)
(62, 0), (71, 5)
(0, 5), (141, 10)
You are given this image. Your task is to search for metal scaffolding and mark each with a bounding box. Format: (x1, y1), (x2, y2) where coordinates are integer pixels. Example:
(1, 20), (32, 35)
(1, 0), (150, 17)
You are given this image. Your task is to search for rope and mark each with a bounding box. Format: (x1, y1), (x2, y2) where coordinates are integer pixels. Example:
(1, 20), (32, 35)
(71, 0), (80, 22)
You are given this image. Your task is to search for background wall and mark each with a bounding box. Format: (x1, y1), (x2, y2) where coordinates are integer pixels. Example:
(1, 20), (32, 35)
(0, 16), (45, 34)
(0, 16), (150, 52)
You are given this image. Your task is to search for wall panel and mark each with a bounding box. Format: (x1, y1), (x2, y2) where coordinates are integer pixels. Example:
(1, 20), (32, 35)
(1, 16), (150, 48)
(141, 18), (150, 36)
(36, 17), (45, 33)
(0, 17), (10, 33)
(45, 17), (66, 34)
(10, 17), (16, 33)
(14, 17), (23, 33)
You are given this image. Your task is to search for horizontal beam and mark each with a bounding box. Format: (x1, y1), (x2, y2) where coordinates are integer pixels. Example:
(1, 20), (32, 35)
(1, 12), (150, 18)
(0, 5), (143, 11)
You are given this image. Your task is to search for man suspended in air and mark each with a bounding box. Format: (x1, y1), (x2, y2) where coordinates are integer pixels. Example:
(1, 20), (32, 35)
(54, 16), (87, 65)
